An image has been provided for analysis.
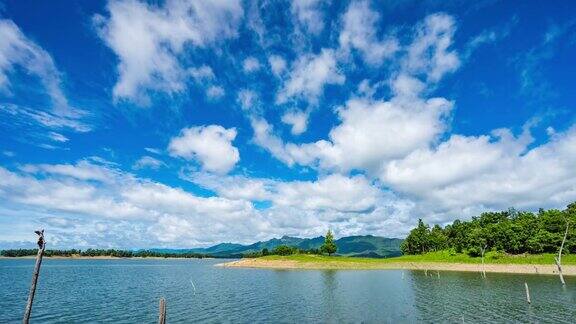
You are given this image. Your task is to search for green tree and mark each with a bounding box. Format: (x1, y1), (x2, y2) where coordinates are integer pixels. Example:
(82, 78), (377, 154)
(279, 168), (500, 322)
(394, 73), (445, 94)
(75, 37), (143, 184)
(401, 219), (430, 254)
(273, 245), (296, 256)
(320, 230), (337, 256)
(428, 225), (448, 251)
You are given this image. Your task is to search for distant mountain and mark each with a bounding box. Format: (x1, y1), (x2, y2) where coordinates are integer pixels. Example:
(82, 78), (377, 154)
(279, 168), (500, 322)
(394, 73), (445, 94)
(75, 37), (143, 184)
(151, 235), (402, 258)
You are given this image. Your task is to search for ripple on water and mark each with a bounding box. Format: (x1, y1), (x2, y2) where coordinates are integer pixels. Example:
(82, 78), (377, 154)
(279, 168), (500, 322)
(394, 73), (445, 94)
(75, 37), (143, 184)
(0, 259), (574, 323)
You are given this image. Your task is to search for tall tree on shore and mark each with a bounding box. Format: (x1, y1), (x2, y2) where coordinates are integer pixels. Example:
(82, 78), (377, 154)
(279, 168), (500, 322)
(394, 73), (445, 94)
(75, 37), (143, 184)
(320, 230), (337, 256)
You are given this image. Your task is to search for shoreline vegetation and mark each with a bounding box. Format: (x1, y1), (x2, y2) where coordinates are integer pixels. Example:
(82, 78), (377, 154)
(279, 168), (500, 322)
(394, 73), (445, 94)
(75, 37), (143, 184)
(218, 253), (576, 276)
(0, 249), (215, 259)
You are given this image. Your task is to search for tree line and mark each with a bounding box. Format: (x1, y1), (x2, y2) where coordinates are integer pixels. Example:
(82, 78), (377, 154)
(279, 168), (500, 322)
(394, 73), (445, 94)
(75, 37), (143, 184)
(0, 248), (209, 258)
(3, 230), (341, 259)
(245, 230), (338, 257)
(401, 203), (576, 256)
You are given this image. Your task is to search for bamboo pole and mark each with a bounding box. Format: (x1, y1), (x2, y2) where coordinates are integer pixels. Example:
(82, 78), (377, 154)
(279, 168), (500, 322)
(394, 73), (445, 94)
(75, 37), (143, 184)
(524, 282), (531, 304)
(158, 298), (166, 324)
(554, 221), (569, 286)
(23, 230), (46, 324)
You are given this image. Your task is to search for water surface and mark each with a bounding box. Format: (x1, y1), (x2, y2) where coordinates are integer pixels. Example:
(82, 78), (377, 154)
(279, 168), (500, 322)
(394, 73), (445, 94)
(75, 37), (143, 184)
(0, 258), (574, 323)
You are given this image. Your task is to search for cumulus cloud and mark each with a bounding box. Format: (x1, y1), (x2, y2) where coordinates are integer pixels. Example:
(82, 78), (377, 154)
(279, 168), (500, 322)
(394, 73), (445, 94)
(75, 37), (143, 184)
(237, 89), (259, 112)
(290, 0), (325, 35)
(379, 125), (576, 222)
(0, 160), (414, 247)
(281, 111), (308, 135)
(242, 56), (261, 73)
(268, 55), (287, 77)
(339, 0), (399, 65)
(0, 161), (269, 246)
(186, 171), (383, 214)
(252, 91), (452, 173)
(404, 13), (460, 82)
(95, 0), (244, 104)
(252, 13), (460, 175)
(188, 65), (215, 82)
(168, 125), (240, 174)
(277, 49), (344, 105)
(206, 85), (225, 100)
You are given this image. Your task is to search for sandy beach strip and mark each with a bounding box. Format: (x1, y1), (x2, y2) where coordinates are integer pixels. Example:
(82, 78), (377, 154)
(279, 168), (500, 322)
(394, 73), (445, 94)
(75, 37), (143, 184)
(217, 258), (576, 276)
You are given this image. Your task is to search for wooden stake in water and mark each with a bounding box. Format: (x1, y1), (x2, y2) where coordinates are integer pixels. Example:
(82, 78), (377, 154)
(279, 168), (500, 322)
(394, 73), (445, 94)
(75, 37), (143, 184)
(524, 282), (531, 304)
(23, 229), (46, 324)
(158, 298), (166, 324)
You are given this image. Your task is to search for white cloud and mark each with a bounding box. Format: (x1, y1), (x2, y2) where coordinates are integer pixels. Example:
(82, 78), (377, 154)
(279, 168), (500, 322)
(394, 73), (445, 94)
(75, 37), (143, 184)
(378, 125), (576, 222)
(0, 160), (415, 247)
(184, 171), (274, 201)
(20, 160), (119, 183)
(0, 19), (67, 108)
(237, 89), (259, 112)
(48, 132), (69, 143)
(281, 111), (308, 135)
(0, 20), (88, 134)
(253, 14), (460, 175)
(405, 13), (460, 82)
(250, 117), (296, 165)
(290, 0), (325, 35)
(186, 171), (382, 214)
(188, 65), (215, 82)
(274, 174), (379, 213)
(277, 49), (344, 105)
(144, 147), (162, 155)
(206, 85), (225, 100)
(95, 0), (244, 104)
(268, 55), (287, 77)
(242, 56), (261, 73)
(0, 162), (271, 246)
(133, 156), (165, 170)
(168, 125), (240, 174)
(252, 92), (452, 173)
(339, 0), (399, 65)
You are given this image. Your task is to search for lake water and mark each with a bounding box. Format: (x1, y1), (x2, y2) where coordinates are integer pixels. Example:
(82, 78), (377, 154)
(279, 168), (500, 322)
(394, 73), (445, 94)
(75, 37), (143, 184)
(0, 258), (574, 323)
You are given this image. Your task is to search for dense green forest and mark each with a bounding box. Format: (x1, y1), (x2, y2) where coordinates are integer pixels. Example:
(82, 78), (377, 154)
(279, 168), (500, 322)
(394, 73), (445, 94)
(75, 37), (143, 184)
(401, 203), (576, 256)
(0, 248), (209, 258)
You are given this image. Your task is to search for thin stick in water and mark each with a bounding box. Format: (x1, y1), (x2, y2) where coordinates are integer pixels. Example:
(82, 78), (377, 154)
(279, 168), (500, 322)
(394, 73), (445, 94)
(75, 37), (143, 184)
(524, 282), (531, 304)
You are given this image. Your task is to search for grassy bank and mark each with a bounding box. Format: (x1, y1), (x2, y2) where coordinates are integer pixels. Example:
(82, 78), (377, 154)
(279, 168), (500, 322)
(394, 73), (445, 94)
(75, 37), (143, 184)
(219, 252), (576, 275)
(260, 251), (576, 265)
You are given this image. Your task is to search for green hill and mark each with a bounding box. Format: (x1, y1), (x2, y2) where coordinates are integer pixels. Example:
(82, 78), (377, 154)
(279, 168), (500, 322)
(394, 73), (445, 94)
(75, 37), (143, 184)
(152, 235), (402, 258)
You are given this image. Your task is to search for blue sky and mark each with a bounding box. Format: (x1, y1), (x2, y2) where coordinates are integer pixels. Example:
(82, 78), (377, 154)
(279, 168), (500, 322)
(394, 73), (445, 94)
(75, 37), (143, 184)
(1, 0), (575, 249)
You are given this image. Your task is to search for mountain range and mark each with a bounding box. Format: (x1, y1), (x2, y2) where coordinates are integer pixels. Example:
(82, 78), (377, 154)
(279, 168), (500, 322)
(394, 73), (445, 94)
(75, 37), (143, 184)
(152, 235), (403, 258)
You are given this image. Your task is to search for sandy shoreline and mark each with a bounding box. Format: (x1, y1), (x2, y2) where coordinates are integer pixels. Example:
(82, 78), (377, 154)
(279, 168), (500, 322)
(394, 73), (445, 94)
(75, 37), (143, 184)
(218, 258), (576, 276)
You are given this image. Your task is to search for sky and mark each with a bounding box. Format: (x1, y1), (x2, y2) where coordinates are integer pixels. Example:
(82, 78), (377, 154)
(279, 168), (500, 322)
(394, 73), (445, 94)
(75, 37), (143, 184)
(1, 0), (576, 249)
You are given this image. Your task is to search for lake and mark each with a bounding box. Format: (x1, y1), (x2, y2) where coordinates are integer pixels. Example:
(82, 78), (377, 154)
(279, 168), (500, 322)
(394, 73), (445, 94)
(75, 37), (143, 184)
(0, 258), (574, 323)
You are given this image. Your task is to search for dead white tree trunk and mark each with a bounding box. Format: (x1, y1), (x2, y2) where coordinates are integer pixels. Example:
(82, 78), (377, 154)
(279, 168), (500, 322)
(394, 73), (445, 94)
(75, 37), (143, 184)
(554, 221), (569, 286)
(23, 230), (46, 324)
(480, 244), (487, 279)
